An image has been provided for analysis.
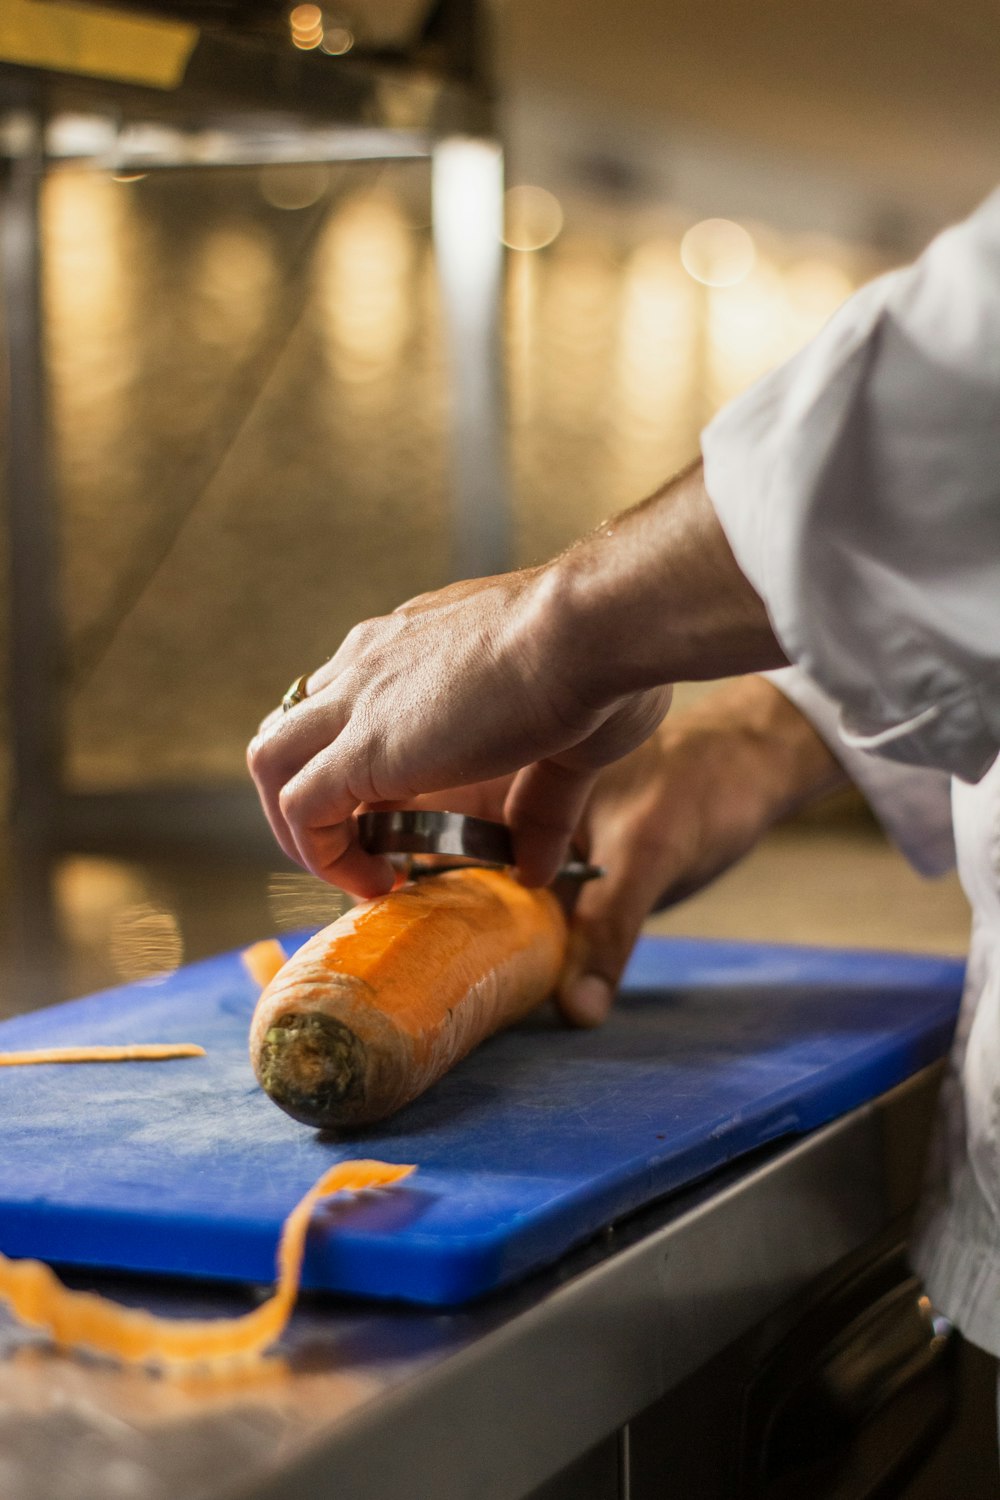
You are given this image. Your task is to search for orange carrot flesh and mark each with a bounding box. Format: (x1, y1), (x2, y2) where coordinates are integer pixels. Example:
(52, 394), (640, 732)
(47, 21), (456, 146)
(0, 1159), (414, 1371)
(242, 939), (288, 990)
(0, 1045), (205, 1067)
(313, 869), (565, 1046)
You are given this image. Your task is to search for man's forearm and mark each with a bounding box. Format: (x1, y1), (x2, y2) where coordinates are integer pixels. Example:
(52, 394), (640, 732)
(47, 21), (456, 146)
(532, 460), (788, 705)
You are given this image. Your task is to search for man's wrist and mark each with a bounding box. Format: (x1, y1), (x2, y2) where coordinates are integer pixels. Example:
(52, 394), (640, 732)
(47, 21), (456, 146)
(528, 461), (787, 708)
(514, 558), (617, 721)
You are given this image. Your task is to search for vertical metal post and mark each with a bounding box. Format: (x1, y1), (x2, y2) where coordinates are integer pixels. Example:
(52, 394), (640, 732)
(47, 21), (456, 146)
(617, 1424), (632, 1499)
(432, 135), (511, 580)
(0, 91), (65, 1006)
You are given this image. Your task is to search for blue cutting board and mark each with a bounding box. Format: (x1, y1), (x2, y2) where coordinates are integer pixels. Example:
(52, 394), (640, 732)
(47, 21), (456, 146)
(0, 936), (964, 1305)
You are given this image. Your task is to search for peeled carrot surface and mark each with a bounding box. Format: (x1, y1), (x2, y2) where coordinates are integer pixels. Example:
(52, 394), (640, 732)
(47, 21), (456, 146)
(242, 939), (288, 990)
(0, 1044), (205, 1067)
(0, 1159), (414, 1371)
(250, 868), (568, 1128)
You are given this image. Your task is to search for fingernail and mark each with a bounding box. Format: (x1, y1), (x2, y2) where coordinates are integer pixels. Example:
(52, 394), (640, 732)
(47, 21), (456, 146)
(565, 975), (612, 1028)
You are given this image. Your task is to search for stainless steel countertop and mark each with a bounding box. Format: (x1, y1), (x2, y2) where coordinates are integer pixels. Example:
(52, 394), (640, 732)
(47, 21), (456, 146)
(0, 1065), (940, 1500)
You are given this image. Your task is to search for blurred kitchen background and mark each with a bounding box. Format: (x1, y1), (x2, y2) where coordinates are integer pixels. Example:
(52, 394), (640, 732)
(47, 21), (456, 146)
(1, 0), (994, 1005)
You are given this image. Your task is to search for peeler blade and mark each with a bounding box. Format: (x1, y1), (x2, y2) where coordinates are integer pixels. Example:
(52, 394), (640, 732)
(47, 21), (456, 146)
(356, 811), (602, 883)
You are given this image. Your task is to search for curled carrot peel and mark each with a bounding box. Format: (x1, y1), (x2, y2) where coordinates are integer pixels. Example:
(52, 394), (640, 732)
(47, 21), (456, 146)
(242, 939), (288, 991)
(0, 1159), (414, 1371)
(0, 1045), (206, 1067)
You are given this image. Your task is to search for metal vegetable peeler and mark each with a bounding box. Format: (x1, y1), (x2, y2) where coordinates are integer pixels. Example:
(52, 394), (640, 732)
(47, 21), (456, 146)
(357, 811), (603, 884)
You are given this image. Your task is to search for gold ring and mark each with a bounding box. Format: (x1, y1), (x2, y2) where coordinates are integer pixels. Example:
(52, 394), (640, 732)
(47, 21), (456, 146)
(281, 673), (311, 713)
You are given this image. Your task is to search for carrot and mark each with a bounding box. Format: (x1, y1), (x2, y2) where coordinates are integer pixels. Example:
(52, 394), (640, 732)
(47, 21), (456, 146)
(0, 1044), (205, 1067)
(242, 939), (287, 990)
(0, 1159), (413, 1371)
(249, 868), (567, 1129)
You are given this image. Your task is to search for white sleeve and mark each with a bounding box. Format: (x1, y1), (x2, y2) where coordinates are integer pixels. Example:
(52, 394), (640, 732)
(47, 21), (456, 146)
(763, 666), (955, 878)
(702, 189), (1000, 784)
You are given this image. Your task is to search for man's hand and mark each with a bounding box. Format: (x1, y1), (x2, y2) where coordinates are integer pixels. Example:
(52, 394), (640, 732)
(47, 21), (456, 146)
(248, 461), (786, 897)
(555, 676), (845, 1024)
(408, 677), (847, 1027)
(248, 569), (671, 897)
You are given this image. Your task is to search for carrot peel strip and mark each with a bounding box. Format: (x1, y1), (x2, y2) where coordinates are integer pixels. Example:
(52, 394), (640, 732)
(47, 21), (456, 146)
(242, 940), (287, 990)
(0, 1045), (206, 1067)
(0, 1159), (415, 1371)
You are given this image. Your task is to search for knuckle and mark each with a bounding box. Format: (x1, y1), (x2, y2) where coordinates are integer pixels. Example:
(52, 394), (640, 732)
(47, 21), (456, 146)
(246, 733), (271, 778)
(277, 782), (304, 824)
(342, 617), (381, 655)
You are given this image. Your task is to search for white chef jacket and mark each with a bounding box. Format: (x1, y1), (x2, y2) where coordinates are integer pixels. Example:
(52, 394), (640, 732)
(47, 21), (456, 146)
(700, 189), (1000, 1356)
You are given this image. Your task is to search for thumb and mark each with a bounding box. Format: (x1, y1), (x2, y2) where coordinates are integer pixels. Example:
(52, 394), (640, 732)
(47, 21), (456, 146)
(504, 760), (598, 888)
(557, 824), (669, 1028)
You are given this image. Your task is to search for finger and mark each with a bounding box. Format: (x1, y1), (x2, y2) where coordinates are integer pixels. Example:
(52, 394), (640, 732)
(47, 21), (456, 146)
(557, 818), (672, 1028)
(502, 689), (670, 890)
(255, 662), (328, 739)
(504, 761), (598, 887)
(307, 828), (396, 899)
(278, 784), (397, 896)
(246, 736), (309, 868)
(248, 691), (348, 864)
(277, 736), (397, 887)
(253, 629), (371, 752)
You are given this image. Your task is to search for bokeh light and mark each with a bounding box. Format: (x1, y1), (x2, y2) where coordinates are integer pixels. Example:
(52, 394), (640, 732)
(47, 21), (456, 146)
(615, 238), (698, 442)
(259, 162), (330, 211)
(321, 25), (354, 55)
(706, 254), (790, 405)
(193, 225), (276, 345)
(680, 218), (756, 287)
(44, 171), (136, 459)
(290, 4), (324, 49)
(318, 190), (414, 380)
(502, 185), (564, 252)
